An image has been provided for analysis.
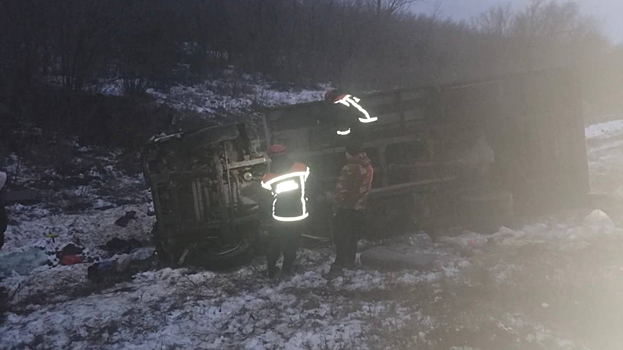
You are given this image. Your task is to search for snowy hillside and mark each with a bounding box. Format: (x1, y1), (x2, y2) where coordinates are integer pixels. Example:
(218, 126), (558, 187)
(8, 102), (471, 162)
(2, 109), (623, 349)
(147, 80), (329, 117)
(97, 73), (331, 120)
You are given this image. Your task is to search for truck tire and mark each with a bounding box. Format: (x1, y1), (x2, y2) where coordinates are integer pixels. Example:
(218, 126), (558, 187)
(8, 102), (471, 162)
(185, 238), (255, 270)
(152, 221), (257, 270)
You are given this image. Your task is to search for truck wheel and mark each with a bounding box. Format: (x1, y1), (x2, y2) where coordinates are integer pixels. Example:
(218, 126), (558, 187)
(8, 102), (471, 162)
(185, 238), (255, 270)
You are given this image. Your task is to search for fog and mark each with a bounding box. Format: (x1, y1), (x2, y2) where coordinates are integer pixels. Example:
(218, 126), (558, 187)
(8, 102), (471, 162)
(415, 0), (623, 43)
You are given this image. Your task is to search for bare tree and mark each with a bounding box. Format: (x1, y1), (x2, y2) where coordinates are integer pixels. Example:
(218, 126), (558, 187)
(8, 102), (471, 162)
(473, 3), (513, 37)
(0, 0), (614, 126)
(369, 0), (422, 18)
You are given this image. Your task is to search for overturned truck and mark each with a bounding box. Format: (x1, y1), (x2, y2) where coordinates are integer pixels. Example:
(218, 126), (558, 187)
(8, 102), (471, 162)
(144, 67), (589, 266)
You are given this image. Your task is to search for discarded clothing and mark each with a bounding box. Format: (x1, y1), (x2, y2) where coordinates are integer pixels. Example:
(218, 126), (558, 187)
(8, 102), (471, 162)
(103, 237), (144, 255)
(87, 247), (155, 283)
(61, 243), (84, 256)
(61, 254), (84, 266)
(0, 248), (47, 277)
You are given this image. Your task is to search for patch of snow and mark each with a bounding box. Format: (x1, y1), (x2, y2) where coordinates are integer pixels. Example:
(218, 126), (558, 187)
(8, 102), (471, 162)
(583, 209), (615, 227)
(585, 118), (623, 140)
(586, 119), (623, 193)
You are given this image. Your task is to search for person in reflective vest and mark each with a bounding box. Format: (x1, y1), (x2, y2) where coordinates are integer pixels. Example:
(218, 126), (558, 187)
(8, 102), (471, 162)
(261, 144), (310, 278)
(325, 89), (378, 137)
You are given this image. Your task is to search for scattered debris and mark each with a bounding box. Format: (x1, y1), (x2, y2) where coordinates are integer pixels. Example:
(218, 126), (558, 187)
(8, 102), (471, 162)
(61, 254), (83, 266)
(114, 210), (137, 227)
(129, 247), (156, 261)
(56, 243), (85, 266)
(44, 232), (59, 243)
(61, 243), (83, 256)
(103, 237), (144, 255)
(87, 260), (116, 283)
(87, 247), (155, 283)
(0, 248), (47, 277)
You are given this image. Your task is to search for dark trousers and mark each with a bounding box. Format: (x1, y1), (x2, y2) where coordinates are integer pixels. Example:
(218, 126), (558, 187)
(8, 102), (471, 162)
(332, 209), (364, 268)
(266, 220), (304, 274)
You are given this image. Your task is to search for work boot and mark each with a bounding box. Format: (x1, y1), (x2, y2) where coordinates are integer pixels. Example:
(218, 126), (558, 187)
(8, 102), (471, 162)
(267, 266), (279, 279)
(324, 264), (344, 280)
(342, 262), (357, 270)
(281, 264), (298, 277)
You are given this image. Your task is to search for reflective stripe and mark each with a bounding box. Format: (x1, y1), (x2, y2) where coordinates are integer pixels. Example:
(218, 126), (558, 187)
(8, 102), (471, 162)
(298, 168), (308, 221)
(358, 116), (378, 123)
(261, 167), (310, 222)
(273, 212), (309, 222)
(337, 128), (351, 136)
(261, 169), (309, 189)
(334, 94), (378, 124)
(275, 180), (299, 194)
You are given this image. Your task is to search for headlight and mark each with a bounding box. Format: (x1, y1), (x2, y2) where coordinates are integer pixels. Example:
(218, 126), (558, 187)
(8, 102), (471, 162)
(243, 172), (253, 181)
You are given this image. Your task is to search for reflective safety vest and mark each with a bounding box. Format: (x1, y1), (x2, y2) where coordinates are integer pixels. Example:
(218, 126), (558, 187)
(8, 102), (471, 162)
(261, 163), (310, 222)
(332, 94), (378, 136)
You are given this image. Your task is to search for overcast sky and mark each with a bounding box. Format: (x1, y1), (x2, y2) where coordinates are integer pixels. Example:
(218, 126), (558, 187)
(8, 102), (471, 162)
(412, 0), (623, 44)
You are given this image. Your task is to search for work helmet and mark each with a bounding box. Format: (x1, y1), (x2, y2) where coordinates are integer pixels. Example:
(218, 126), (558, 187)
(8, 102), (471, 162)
(268, 144), (286, 156)
(324, 89), (343, 103)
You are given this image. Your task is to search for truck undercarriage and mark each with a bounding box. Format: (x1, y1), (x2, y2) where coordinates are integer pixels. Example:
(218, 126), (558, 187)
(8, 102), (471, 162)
(142, 123), (268, 267)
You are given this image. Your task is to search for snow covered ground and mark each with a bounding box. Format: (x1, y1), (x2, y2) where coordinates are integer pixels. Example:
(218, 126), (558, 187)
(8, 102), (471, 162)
(2, 110), (623, 349)
(586, 117), (623, 194)
(585, 119), (623, 140)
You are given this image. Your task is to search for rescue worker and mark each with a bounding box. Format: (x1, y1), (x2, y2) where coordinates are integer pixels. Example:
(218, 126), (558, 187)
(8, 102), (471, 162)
(261, 144), (310, 278)
(328, 142), (374, 277)
(324, 89), (378, 137)
(0, 171), (7, 249)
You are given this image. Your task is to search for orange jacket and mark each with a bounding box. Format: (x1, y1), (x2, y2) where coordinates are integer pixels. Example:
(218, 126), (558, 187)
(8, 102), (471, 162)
(334, 153), (373, 210)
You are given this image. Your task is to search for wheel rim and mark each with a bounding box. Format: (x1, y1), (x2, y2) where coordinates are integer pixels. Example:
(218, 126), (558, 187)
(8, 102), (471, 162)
(206, 242), (244, 256)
